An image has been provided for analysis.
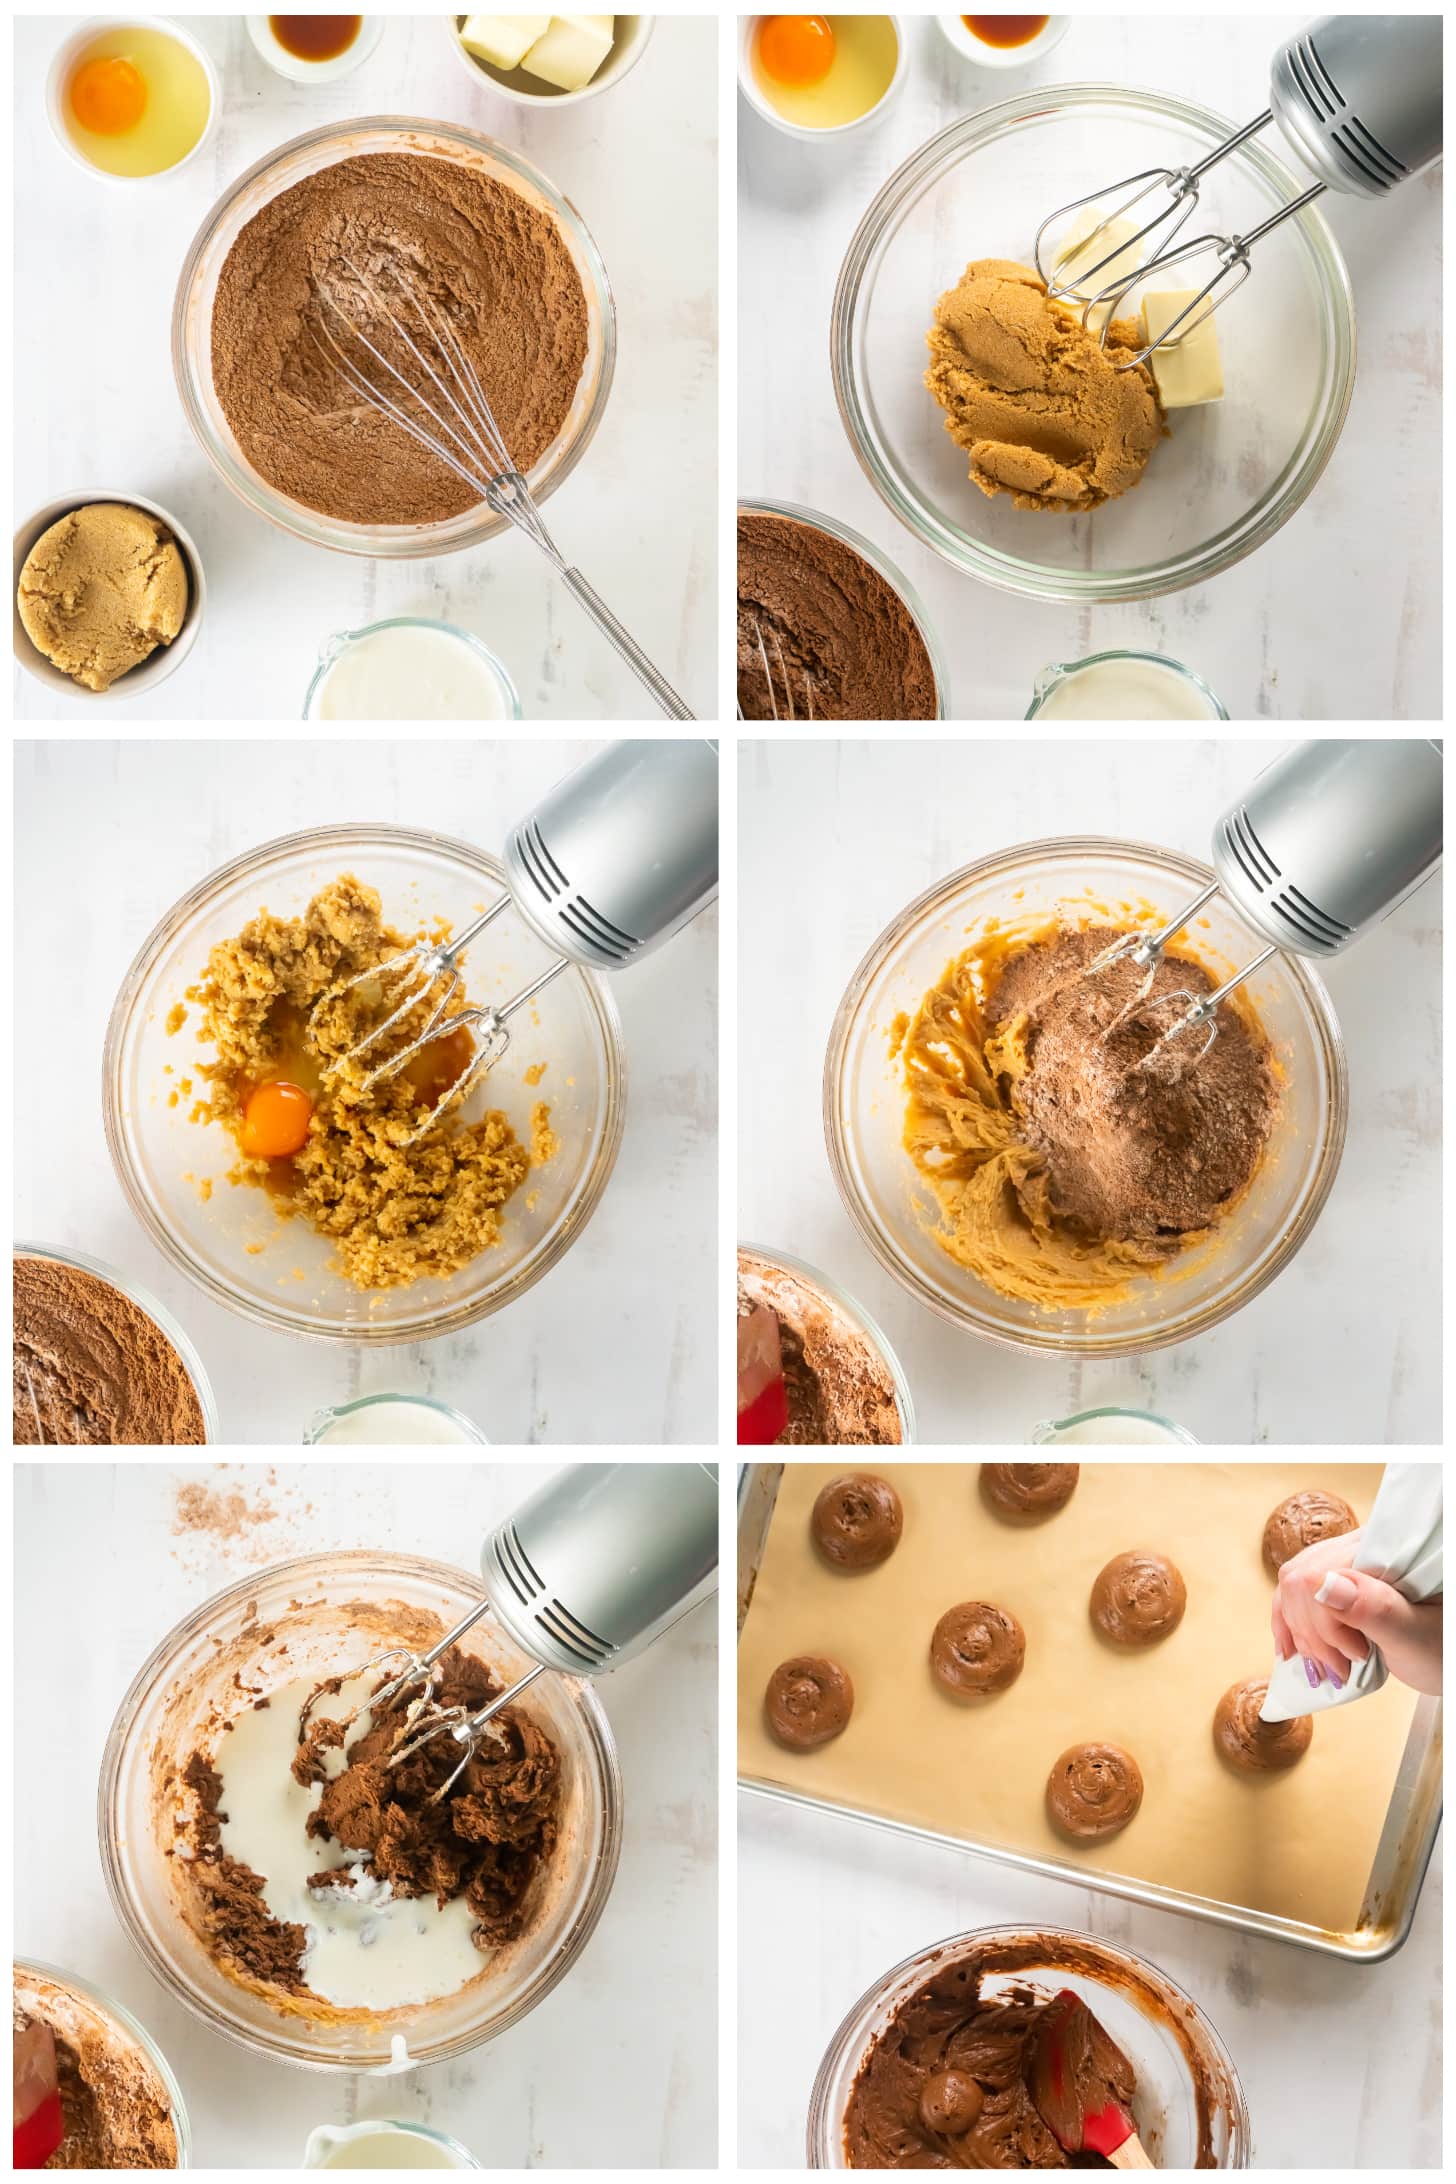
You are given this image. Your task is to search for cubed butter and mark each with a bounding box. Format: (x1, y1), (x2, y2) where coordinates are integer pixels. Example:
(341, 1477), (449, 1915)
(521, 13), (615, 91)
(1141, 289), (1225, 408)
(459, 15), (551, 70)
(1051, 210), (1145, 333)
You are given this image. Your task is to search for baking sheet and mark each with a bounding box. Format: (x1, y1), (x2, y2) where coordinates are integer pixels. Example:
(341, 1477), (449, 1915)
(738, 1462), (1434, 1946)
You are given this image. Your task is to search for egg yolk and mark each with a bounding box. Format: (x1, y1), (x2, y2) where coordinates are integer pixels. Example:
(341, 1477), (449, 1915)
(69, 55), (149, 136)
(757, 15), (835, 88)
(240, 1080), (314, 1160)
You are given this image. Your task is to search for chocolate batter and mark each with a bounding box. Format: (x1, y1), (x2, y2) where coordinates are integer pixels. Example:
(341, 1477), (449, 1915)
(1213, 1677), (1312, 1776)
(1089, 1551), (1186, 1648)
(765, 1655), (854, 1748)
(1045, 1743), (1144, 1842)
(812, 1472), (904, 1570)
(930, 1601), (1026, 1696)
(842, 1949), (1138, 2169)
(901, 923), (1279, 1311)
(12, 1982), (178, 2171)
(182, 1646), (559, 1997)
(980, 1463), (1079, 1522)
(211, 152), (589, 527)
(736, 1253), (903, 1445)
(1261, 1490), (1359, 1575)
(12, 1254), (205, 1446)
(736, 509), (937, 722)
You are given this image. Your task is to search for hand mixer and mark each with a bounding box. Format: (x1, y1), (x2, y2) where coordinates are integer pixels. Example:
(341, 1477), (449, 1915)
(311, 738), (718, 1142)
(1091, 739), (1442, 1074)
(301, 1462), (719, 1802)
(1035, 14), (1443, 366)
(309, 257), (696, 720)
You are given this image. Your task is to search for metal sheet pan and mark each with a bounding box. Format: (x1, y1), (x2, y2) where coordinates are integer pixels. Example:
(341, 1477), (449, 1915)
(737, 1461), (1442, 1963)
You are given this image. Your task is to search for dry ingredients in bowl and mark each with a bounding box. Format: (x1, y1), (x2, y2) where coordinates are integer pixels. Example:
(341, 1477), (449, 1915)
(736, 509), (937, 721)
(175, 876), (553, 1291)
(12, 1969), (180, 2169)
(12, 1254), (206, 1446)
(895, 921), (1278, 1311)
(211, 151), (589, 526)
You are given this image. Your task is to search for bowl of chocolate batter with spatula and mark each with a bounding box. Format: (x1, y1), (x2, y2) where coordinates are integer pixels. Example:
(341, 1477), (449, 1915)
(173, 120), (614, 556)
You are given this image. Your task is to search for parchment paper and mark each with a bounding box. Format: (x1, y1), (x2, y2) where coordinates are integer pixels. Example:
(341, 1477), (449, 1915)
(738, 1462), (1418, 1935)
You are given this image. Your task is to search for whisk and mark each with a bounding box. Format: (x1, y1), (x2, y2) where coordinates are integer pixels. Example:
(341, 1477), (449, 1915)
(1087, 740), (1441, 1076)
(1035, 14), (1442, 367)
(309, 255), (695, 721)
(303, 1463), (718, 1805)
(737, 617), (817, 721)
(309, 739), (718, 1142)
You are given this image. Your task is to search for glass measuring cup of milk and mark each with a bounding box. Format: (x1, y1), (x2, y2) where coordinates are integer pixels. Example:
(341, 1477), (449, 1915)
(305, 618), (521, 721)
(1030, 1406), (1198, 1445)
(304, 1394), (489, 1445)
(305, 2120), (479, 2167)
(1027, 650), (1228, 721)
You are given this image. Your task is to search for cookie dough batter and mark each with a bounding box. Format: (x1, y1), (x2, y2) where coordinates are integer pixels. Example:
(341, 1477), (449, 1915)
(1213, 1677), (1313, 1775)
(980, 1462), (1079, 1521)
(183, 876), (548, 1291)
(812, 1472), (904, 1570)
(899, 922), (1278, 1312)
(1261, 1489), (1359, 1575)
(1089, 1550), (1187, 1648)
(931, 1601), (1026, 1696)
(212, 152), (588, 527)
(17, 502), (187, 692)
(765, 1655), (854, 1748)
(1046, 1742), (1144, 1841)
(12, 1975), (178, 2170)
(924, 259), (1164, 511)
(842, 1945), (1140, 2169)
(736, 509), (937, 722)
(13, 1253), (205, 1445)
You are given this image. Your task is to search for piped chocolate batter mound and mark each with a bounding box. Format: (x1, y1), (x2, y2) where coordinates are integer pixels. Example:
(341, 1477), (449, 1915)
(843, 1950), (1137, 2168)
(13, 1255), (205, 1446)
(737, 509), (937, 722)
(212, 152), (589, 526)
(295, 1647), (559, 1950)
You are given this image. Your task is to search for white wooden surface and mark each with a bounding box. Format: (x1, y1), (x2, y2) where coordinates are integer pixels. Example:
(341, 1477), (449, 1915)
(738, 737), (1442, 1445)
(14, 1460), (719, 2168)
(14, 738), (717, 1444)
(737, 12), (1442, 720)
(737, 1787), (1442, 2168)
(13, 13), (717, 721)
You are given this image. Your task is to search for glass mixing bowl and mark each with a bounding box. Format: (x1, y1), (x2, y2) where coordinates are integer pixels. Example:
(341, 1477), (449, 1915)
(14, 1241), (219, 1443)
(99, 1552), (623, 2071)
(14, 1958), (193, 2167)
(102, 826), (625, 1345)
(739, 1242), (916, 1443)
(832, 86), (1356, 602)
(806, 1926), (1250, 2166)
(824, 837), (1347, 1359)
(173, 119), (615, 557)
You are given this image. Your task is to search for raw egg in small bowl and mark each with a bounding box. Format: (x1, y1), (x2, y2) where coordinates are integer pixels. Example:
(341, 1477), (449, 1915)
(46, 17), (218, 182)
(739, 14), (906, 140)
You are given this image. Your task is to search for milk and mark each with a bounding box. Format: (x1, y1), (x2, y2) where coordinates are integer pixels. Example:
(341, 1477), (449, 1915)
(1031, 1410), (1194, 1446)
(216, 1672), (487, 2009)
(307, 1397), (485, 1445)
(1031, 654), (1222, 721)
(310, 624), (513, 721)
(305, 2123), (477, 2168)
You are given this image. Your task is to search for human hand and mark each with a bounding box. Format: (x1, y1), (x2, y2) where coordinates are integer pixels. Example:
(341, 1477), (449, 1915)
(1273, 1530), (1444, 1695)
(1271, 1530), (1364, 1685)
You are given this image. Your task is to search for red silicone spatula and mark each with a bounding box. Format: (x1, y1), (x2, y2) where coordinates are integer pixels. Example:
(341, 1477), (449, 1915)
(1030, 1988), (1154, 2169)
(13, 2014), (64, 2169)
(737, 1303), (788, 1444)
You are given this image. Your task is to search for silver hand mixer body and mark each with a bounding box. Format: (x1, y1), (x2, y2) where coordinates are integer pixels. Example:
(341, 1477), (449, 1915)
(1038, 14), (1443, 366)
(1101, 739), (1442, 1069)
(311, 739), (719, 1139)
(328, 1462), (720, 1801)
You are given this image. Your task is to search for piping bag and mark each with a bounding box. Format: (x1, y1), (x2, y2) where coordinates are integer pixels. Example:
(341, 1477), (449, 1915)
(1260, 1463), (1443, 1724)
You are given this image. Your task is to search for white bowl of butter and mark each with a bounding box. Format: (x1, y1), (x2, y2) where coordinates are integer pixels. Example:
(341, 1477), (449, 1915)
(448, 14), (654, 106)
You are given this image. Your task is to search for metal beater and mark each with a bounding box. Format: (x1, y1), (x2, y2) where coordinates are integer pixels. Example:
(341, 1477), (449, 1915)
(309, 256), (695, 720)
(1092, 739), (1441, 1074)
(302, 1462), (719, 1802)
(310, 739), (718, 1141)
(1035, 15), (1443, 367)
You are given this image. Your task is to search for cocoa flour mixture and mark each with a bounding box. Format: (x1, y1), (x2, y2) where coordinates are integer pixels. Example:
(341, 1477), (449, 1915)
(12, 1254), (205, 1446)
(899, 923), (1278, 1311)
(737, 1249), (903, 1445)
(180, 1647), (559, 2002)
(212, 152), (589, 526)
(13, 1979), (178, 2171)
(737, 510), (937, 722)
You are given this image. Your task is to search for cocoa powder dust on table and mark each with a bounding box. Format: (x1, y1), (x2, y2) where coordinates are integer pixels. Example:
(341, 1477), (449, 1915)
(210, 152), (590, 527)
(989, 926), (1279, 1241)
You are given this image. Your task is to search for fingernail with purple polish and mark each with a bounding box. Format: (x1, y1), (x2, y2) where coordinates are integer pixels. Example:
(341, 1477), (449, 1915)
(1305, 1658), (1320, 1689)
